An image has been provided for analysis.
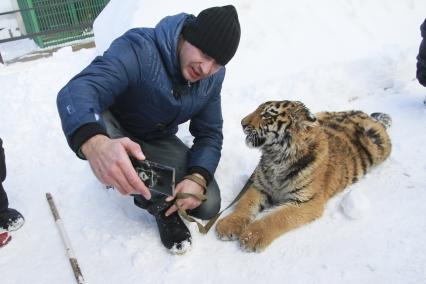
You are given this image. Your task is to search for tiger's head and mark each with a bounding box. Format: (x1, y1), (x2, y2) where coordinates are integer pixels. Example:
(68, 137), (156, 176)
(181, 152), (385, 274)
(241, 100), (318, 149)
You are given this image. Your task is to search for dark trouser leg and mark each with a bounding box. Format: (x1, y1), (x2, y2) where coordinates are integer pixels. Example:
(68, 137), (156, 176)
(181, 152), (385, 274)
(102, 111), (221, 220)
(0, 138), (9, 211)
(0, 138), (24, 232)
(0, 184), (8, 212)
(140, 136), (221, 220)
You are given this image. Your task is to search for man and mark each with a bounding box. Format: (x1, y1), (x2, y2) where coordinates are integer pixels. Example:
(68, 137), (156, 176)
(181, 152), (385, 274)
(0, 138), (25, 248)
(417, 18), (426, 99)
(57, 5), (241, 254)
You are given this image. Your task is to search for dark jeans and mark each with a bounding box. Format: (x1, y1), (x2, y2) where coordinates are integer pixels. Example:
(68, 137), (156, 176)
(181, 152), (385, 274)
(0, 138), (9, 211)
(102, 111), (221, 220)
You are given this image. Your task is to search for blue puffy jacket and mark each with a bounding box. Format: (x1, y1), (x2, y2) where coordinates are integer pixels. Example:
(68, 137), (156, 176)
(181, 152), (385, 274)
(57, 13), (225, 182)
(417, 18), (426, 86)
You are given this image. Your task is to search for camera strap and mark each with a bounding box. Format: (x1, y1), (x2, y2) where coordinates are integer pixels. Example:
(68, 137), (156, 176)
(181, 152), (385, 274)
(175, 174), (254, 234)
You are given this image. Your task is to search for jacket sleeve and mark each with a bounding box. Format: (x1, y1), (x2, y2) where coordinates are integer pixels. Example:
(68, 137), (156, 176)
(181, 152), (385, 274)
(187, 70), (225, 184)
(56, 31), (141, 156)
(417, 18), (426, 87)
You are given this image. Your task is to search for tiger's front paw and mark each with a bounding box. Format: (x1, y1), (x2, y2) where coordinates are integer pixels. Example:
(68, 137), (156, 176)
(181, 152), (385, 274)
(216, 214), (250, 241)
(239, 222), (273, 252)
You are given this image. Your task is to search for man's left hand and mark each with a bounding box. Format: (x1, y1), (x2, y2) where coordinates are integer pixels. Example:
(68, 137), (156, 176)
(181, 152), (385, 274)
(165, 179), (204, 216)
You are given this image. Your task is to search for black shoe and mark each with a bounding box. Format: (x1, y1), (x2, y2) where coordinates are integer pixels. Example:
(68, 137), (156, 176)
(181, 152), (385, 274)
(154, 211), (192, 254)
(0, 208), (25, 231)
(134, 197), (191, 254)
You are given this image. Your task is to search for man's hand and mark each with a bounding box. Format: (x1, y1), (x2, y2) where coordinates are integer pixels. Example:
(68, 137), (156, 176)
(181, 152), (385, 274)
(81, 134), (151, 199)
(164, 178), (204, 216)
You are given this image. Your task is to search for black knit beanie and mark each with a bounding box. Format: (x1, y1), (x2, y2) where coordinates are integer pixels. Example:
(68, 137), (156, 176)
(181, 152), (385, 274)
(182, 5), (241, 66)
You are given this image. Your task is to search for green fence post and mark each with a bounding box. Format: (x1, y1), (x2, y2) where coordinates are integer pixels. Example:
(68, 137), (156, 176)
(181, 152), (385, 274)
(68, 0), (79, 25)
(25, 0), (43, 47)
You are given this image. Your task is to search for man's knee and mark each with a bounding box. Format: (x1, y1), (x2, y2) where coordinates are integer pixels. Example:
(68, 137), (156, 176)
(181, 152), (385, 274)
(189, 179), (221, 220)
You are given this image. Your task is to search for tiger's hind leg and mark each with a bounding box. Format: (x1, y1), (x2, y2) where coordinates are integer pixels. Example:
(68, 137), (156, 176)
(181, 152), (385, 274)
(216, 186), (266, 241)
(370, 112), (392, 129)
(239, 196), (325, 252)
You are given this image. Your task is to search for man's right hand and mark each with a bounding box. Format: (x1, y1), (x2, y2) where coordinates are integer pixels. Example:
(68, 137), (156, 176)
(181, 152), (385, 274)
(81, 134), (151, 199)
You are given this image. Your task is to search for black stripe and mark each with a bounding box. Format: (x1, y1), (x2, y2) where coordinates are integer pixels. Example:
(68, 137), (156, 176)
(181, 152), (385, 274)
(325, 122), (344, 131)
(278, 145), (317, 185)
(277, 120), (284, 131)
(287, 120), (292, 129)
(260, 189), (274, 206)
(341, 160), (349, 188)
(354, 130), (374, 165)
(256, 173), (270, 191)
(323, 128), (357, 187)
(366, 128), (385, 154)
(334, 115), (346, 123)
(279, 131), (291, 147)
(351, 152), (359, 184)
(287, 179), (313, 195)
(282, 193), (317, 205)
(324, 124), (371, 174)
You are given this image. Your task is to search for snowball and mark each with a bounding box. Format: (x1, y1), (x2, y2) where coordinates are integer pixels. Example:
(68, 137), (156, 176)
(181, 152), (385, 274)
(340, 190), (370, 219)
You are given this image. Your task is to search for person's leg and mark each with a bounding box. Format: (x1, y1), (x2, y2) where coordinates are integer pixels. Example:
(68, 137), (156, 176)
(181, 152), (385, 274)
(102, 111), (191, 253)
(0, 184), (8, 212)
(0, 138), (8, 211)
(0, 138), (24, 231)
(102, 110), (221, 219)
(188, 179), (221, 220)
(141, 136), (221, 220)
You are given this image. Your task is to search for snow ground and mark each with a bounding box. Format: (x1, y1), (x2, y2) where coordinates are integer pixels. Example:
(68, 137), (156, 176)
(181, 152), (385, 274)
(1, 1), (426, 283)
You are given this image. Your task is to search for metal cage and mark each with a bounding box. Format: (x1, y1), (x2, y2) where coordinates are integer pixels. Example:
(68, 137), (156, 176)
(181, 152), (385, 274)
(17, 0), (108, 48)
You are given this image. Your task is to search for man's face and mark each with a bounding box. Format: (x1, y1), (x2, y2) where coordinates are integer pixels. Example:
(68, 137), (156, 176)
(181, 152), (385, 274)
(179, 39), (222, 83)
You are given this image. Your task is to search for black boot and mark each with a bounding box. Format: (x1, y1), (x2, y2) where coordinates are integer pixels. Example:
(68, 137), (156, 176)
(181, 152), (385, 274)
(0, 208), (25, 231)
(154, 211), (192, 254)
(134, 196), (191, 254)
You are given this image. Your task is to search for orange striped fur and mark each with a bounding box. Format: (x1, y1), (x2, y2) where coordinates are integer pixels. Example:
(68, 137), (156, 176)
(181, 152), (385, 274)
(216, 100), (392, 252)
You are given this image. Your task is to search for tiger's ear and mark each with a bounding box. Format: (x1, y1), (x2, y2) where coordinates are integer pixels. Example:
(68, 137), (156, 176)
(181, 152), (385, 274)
(306, 110), (317, 123)
(298, 110), (318, 130)
(300, 119), (318, 130)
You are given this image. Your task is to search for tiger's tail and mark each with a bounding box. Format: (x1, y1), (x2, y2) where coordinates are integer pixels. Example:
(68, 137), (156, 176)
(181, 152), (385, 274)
(370, 112), (392, 129)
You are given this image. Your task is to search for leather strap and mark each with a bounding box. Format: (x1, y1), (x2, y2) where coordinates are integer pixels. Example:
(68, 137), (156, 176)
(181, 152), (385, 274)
(174, 174), (254, 234)
(183, 174), (207, 191)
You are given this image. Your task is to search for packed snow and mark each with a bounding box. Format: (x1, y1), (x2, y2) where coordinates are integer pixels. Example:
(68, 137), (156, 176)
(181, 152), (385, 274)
(1, 0), (426, 283)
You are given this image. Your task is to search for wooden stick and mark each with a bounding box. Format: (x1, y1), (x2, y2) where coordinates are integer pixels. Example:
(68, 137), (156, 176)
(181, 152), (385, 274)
(46, 193), (85, 284)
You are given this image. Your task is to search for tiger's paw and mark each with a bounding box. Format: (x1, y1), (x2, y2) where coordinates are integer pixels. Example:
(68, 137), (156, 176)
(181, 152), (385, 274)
(239, 222), (272, 252)
(216, 214), (250, 241)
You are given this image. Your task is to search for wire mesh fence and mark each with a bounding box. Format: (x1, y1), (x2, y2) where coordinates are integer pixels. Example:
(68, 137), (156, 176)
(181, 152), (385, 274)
(0, 0), (109, 48)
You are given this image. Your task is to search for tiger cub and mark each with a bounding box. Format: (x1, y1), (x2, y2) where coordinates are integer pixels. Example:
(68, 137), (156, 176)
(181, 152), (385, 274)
(216, 100), (392, 252)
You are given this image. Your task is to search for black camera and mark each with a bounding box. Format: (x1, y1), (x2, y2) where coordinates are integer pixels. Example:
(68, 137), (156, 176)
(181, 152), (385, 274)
(130, 157), (175, 197)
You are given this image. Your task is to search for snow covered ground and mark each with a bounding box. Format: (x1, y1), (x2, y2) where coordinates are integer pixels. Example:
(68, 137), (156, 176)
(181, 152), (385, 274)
(1, 1), (426, 283)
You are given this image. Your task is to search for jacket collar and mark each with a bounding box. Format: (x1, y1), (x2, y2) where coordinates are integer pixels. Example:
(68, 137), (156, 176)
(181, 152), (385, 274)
(154, 13), (193, 85)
